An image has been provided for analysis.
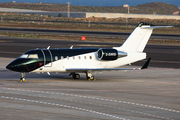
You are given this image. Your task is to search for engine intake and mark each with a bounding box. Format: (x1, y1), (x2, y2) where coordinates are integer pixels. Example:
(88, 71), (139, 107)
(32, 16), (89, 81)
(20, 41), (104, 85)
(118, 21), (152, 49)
(97, 48), (127, 61)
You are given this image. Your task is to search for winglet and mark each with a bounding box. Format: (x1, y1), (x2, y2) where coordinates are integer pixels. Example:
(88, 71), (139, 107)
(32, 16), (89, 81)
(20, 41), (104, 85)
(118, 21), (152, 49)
(141, 57), (151, 69)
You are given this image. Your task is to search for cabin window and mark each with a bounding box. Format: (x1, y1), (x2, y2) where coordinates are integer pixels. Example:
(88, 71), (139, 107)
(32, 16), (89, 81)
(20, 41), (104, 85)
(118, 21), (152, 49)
(79, 56), (81, 59)
(28, 54), (38, 59)
(73, 56), (75, 60)
(90, 56), (92, 59)
(61, 56), (64, 60)
(67, 56), (69, 60)
(84, 56), (86, 59)
(55, 56), (58, 61)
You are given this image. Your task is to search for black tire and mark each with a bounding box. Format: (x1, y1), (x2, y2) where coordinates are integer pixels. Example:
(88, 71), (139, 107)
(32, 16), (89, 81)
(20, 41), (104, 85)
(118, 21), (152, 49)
(73, 74), (80, 79)
(90, 76), (94, 80)
(75, 74), (80, 79)
(87, 76), (94, 80)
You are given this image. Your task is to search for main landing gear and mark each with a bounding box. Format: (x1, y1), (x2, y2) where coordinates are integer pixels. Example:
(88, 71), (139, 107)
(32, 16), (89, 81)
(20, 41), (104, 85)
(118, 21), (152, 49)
(86, 71), (95, 81)
(69, 71), (96, 81)
(20, 72), (26, 82)
(69, 72), (80, 79)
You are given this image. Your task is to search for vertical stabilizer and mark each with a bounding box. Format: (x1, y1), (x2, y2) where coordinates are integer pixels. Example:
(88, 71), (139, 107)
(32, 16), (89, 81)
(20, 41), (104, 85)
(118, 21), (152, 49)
(120, 22), (172, 52)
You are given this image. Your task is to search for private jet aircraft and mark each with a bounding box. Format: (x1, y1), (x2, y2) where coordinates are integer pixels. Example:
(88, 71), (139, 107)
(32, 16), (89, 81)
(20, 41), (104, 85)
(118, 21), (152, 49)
(6, 22), (171, 82)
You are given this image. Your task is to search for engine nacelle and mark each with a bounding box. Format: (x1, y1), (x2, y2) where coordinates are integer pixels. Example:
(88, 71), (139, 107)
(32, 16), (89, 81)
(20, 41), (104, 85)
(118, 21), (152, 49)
(97, 48), (127, 61)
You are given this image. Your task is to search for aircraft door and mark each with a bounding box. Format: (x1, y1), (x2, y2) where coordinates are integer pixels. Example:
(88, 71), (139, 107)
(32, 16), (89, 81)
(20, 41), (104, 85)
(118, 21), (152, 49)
(41, 49), (53, 67)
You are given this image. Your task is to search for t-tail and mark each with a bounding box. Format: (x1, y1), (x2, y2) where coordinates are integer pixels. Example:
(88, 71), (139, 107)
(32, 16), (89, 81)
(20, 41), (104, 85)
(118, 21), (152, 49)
(119, 22), (172, 52)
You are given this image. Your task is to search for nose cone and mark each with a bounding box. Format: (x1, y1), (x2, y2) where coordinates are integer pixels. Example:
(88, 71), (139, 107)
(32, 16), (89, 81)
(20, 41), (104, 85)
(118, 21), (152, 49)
(6, 58), (38, 72)
(6, 63), (13, 70)
(6, 61), (21, 72)
(6, 59), (27, 72)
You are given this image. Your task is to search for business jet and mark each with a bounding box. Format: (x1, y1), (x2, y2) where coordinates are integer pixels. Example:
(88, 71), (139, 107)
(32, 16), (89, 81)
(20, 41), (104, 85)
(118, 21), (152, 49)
(6, 22), (171, 82)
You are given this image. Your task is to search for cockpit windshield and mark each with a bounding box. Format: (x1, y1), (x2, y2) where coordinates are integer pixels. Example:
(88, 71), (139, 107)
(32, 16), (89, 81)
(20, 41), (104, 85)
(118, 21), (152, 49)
(20, 54), (28, 58)
(19, 54), (38, 59)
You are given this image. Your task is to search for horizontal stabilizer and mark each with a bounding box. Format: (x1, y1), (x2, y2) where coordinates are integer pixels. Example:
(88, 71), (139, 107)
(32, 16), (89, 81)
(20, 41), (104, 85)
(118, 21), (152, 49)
(141, 26), (173, 29)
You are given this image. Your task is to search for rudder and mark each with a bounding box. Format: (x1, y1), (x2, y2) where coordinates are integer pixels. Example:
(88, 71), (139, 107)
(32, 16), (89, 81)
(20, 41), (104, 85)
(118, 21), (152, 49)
(120, 22), (153, 52)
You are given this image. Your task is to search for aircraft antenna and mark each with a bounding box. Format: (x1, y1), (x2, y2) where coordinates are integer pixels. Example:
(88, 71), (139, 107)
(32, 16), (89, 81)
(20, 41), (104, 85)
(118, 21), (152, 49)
(70, 45), (73, 49)
(47, 46), (50, 49)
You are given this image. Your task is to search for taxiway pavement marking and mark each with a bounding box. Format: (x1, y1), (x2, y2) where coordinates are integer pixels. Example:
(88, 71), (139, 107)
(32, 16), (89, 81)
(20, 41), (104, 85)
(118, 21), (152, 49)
(1, 96), (129, 120)
(0, 87), (178, 120)
(3, 87), (179, 113)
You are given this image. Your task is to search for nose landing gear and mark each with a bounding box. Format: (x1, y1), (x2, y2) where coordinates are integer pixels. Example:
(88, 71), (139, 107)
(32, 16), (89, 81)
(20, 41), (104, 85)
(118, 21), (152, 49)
(20, 72), (26, 82)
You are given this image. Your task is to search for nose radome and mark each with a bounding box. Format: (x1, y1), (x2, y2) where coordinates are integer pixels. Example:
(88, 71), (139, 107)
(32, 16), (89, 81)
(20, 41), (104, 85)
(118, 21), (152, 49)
(6, 63), (16, 71)
(6, 59), (23, 72)
(6, 58), (38, 72)
(6, 64), (12, 70)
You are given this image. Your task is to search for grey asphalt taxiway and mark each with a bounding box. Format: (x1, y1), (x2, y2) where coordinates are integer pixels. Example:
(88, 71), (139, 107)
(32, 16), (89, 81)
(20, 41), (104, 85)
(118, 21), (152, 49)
(0, 37), (180, 120)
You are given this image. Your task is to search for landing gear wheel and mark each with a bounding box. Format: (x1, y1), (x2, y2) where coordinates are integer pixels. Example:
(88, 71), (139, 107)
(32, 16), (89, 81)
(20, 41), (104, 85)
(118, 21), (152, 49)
(86, 71), (96, 81)
(72, 74), (80, 79)
(20, 73), (26, 82)
(87, 76), (95, 81)
(20, 77), (26, 82)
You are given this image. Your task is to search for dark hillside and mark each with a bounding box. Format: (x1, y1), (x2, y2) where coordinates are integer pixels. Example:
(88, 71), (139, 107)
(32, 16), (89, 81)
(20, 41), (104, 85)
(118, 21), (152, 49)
(131, 2), (179, 15)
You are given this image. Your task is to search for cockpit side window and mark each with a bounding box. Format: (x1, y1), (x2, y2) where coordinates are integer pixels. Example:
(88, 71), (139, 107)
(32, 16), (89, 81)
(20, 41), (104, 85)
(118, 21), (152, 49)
(28, 54), (38, 59)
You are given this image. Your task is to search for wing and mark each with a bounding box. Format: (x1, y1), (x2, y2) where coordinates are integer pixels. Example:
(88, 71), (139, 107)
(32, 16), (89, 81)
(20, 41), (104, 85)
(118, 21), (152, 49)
(66, 58), (151, 73)
(66, 67), (140, 72)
